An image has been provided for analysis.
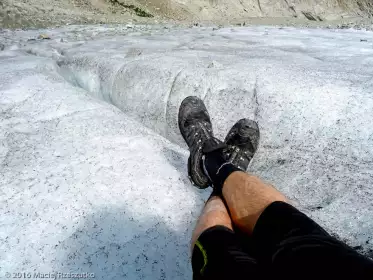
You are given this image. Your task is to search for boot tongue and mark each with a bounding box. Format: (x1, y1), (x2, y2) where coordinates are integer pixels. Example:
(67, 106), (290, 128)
(202, 137), (227, 153)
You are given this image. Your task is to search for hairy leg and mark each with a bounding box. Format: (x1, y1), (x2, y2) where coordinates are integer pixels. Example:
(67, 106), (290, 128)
(221, 171), (373, 279)
(191, 195), (233, 252)
(222, 171), (287, 234)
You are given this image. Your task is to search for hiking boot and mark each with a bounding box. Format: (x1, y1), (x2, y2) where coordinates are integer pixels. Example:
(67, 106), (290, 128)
(178, 96), (224, 188)
(224, 119), (260, 171)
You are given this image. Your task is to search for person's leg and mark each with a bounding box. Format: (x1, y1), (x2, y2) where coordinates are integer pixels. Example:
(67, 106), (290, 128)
(178, 97), (262, 279)
(199, 118), (373, 279)
(200, 118), (281, 234)
(222, 171), (286, 234)
(191, 194), (262, 280)
(191, 195), (233, 251)
(179, 96), (373, 279)
(205, 158), (373, 279)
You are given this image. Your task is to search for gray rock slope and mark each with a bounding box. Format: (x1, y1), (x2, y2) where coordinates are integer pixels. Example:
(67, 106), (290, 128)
(150, 0), (373, 21)
(1, 0), (373, 28)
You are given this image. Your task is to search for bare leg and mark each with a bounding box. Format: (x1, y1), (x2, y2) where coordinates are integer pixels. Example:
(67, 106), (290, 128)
(191, 195), (233, 252)
(222, 171), (287, 234)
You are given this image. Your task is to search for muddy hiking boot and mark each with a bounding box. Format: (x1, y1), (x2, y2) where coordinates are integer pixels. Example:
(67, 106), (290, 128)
(178, 96), (225, 189)
(178, 96), (260, 190)
(224, 118), (260, 171)
(200, 118), (260, 191)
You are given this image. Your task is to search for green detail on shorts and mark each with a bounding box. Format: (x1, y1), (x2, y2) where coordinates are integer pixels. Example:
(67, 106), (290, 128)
(195, 240), (208, 275)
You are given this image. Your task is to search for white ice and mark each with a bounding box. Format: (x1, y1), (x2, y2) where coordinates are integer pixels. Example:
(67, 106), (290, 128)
(1, 25), (373, 279)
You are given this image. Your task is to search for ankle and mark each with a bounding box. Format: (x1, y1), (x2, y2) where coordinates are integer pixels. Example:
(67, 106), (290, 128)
(202, 149), (241, 193)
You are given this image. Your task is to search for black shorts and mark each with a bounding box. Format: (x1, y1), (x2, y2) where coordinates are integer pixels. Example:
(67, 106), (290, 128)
(192, 201), (373, 280)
